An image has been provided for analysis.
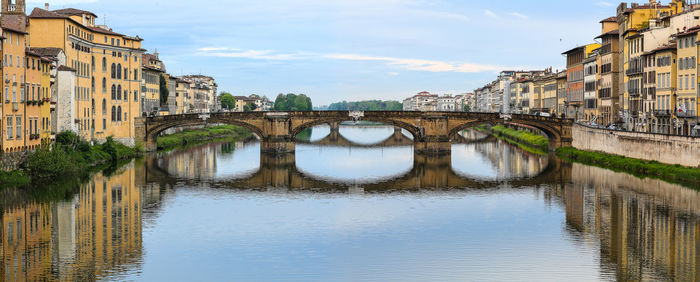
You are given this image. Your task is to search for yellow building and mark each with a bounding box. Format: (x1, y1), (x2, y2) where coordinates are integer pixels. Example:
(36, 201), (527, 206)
(142, 51), (165, 116)
(0, 11), (49, 152)
(673, 27), (699, 135)
(651, 44), (676, 134)
(617, 1), (682, 130)
(535, 71), (557, 114)
(38, 54), (52, 143)
(27, 5), (144, 145)
(596, 17), (621, 126)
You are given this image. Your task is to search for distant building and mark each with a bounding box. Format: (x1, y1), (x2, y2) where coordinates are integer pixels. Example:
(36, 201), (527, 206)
(403, 92), (438, 111)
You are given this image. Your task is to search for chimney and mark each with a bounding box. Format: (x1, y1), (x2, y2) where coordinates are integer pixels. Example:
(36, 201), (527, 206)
(44, 3), (49, 10)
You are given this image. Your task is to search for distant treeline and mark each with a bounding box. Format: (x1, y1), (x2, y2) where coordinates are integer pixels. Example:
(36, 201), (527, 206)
(325, 100), (403, 111)
(273, 93), (313, 111)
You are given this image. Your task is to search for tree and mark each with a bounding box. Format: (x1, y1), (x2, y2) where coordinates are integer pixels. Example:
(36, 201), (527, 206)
(244, 102), (258, 112)
(326, 100), (403, 111)
(464, 105), (471, 112)
(273, 93), (312, 111)
(220, 92), (236, 111)
(159, 74), (169, 106)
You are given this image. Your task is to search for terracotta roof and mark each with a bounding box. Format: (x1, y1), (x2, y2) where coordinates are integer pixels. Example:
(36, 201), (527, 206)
(87, 25), (124, 36)
(25, 48), (42, 57)
(29, 8), (69, 19)
(595, 29), (620, 39)
(600, 16), (617, 23)
(561, 45), (585, 55)
(52, 8), (98, 18)
(643, 43), (677, 55)
(29, 47), (63, 57)
(674, 25), (700, 37)
(1, 23), (28, 34)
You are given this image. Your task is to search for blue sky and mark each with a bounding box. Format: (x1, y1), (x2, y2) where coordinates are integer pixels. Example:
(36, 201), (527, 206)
(29, 0), (623, 105)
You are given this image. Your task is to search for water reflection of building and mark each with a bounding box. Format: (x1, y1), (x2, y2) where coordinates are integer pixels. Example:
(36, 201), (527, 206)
(473, 139), (548, 179)
(1, 203), (53, 281)
(160, 141), (224, 180)
(560, 164), (700, 281)
(1, 162), (143, 281)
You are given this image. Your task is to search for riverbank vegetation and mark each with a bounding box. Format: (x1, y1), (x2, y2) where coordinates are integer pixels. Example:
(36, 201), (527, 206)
(0, 131), (143, 188)
(473, 124), (549, 154)
(556, 147), (700, 189)
(156, 125), (252, 151)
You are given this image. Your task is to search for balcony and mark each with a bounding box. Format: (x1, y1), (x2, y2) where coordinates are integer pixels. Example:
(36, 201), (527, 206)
(598, 88), (612, 99)
(677, 111), (697, 118)
(654, 110), (672, 117)
(626, 67), (643, 76)
(600, 44), (612, 55)
(628, 88), (640, 97)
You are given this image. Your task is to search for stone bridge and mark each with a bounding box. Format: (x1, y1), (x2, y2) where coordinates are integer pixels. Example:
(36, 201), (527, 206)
(135, 111), (573, 154)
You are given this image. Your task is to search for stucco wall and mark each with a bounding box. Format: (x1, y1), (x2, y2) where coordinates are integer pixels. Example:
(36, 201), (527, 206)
(572, 124), (700, 167)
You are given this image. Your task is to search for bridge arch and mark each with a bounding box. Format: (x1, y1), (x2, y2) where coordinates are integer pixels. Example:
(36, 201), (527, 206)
(291, 118), (421, 142)
(143, 114), (266, 149)
(446, 118), (565, 147)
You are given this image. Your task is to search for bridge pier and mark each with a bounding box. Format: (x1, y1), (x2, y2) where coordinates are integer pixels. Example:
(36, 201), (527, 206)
(261, 137), (295, 154)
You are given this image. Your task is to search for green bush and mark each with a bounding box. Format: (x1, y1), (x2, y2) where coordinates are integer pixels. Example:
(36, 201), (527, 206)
(24, 147), (81, 178)
(0, 170), (31, 188)
(56, 131), (80, 147)
(557, 147), (700, 189)
(491, 125), (549, 150)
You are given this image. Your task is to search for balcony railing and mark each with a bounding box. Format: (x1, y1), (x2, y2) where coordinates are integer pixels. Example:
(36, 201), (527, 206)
(629, 88), (640, 96)
(654, 110), (672, 117)
(677, 111), (697, 118)
(626, 67), (643, 76)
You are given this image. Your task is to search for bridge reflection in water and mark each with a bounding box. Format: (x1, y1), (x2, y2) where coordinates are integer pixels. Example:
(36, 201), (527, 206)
(1, 135), (699, 280)
(145, 130), (563, 191)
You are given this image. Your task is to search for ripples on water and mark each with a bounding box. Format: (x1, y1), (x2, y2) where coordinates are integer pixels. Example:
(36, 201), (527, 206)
(1, 126), (698, 281)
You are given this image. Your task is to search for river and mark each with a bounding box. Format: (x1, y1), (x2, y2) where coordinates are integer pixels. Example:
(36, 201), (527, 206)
(1, 125), (698, 281)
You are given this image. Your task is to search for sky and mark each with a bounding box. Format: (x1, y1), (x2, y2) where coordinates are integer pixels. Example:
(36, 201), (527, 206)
(28, 0), (624, 106)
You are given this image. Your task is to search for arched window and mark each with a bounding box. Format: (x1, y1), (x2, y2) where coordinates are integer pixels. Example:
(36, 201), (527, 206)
(111, 63), (116, 79)
(102, 78), (106, 93)
(102, 98), (106, 114)
(124, 90), (128, 101)
(111, 106), (116, 121)
(117, 106), (122, 121)
(111, 84), (116, 100)
(102, 57), (107, 72)
(91, 56), (95, 70)
(117, 85), (122, 100)
(117, 64), (122, 79)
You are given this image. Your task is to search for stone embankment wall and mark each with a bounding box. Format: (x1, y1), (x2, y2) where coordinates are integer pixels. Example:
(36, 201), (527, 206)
(572, 124), (700, 167)
(0, 151), (31, 171)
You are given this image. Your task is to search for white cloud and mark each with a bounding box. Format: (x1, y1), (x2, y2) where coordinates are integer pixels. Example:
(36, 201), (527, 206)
(196, 47), (305, 60)
(595, 2), (615, 7)
(325, 53), (503, 73)
(197, 47), (504, 73)
(508, 12), (528, 20)
(387, 72), (400, 76)
(484, 9), (499, 19)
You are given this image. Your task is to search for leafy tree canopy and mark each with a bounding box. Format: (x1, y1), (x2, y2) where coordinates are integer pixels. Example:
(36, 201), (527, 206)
(326, 100), (403, 111)
(273, 93), (313, 111)
(220, 92), (236, 110)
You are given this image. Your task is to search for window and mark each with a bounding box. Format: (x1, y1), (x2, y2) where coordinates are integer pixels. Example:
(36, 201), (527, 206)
(6, 117), (12, 139)
(117, 85), (122, 100)
(111, 84), (116, 100)
(117, 64), (122, 79)
(693, 76), (696, 89)
(111, 106), (116, 121)
(102, 78), (107, 93)
(102, 57), (107, 72)
(102, 99), (107, 114)
(111, 63), (116, 79)
(16, 116), (21, 139)
(117, 106), (122, 121)
(91, 77), (95, 93)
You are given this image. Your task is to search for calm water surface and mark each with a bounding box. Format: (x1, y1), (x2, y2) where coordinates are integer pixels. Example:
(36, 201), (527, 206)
(1, 125), (698, 281)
